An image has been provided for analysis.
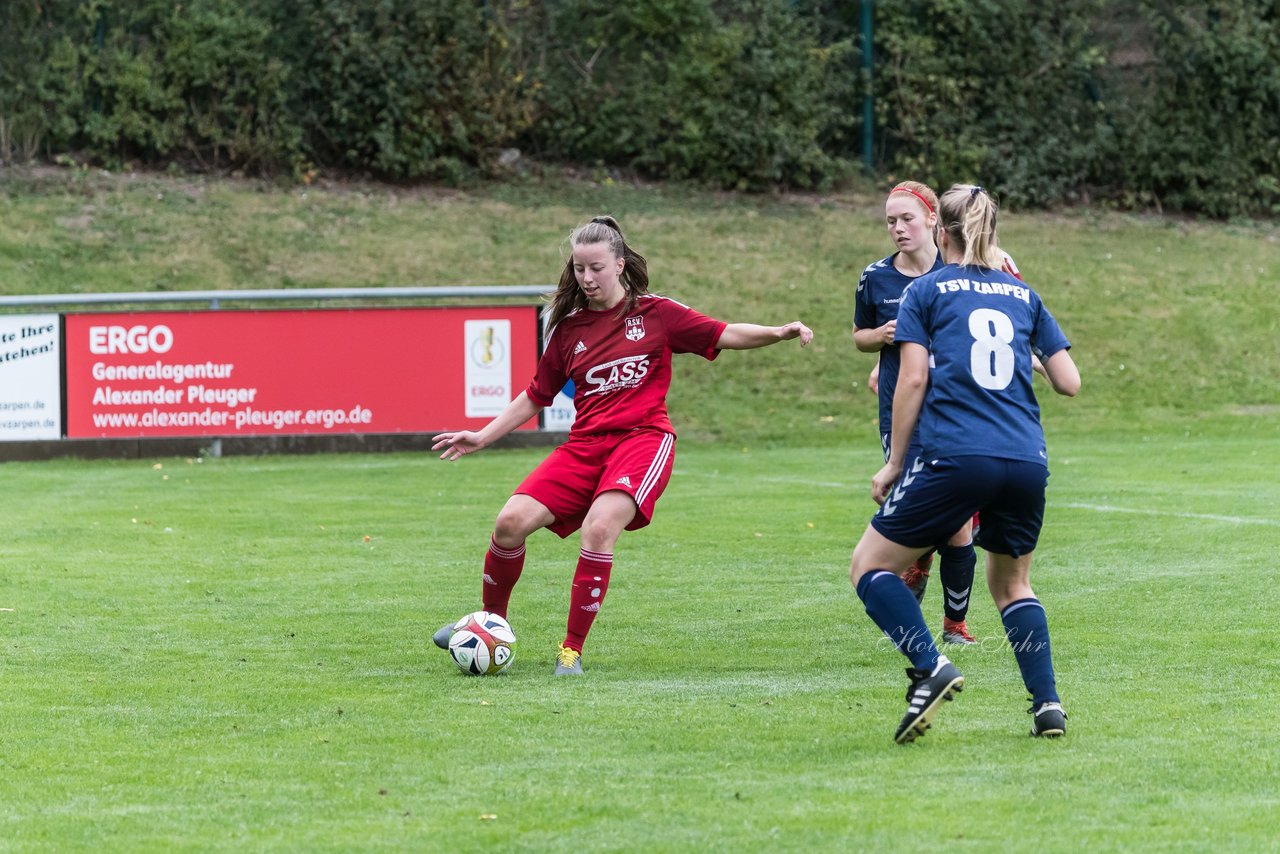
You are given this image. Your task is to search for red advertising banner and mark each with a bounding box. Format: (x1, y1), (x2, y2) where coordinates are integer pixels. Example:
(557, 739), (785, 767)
(64, 307), (540, 438)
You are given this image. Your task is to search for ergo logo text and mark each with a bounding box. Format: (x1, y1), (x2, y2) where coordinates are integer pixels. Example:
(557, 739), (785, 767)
(89, 325), (174, 355)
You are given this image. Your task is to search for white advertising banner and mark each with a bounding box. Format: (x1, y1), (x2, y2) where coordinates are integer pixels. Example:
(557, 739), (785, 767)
(464, 319), (513, 418)
(0, 314), (62, 441)
(543, 381), (576, 432)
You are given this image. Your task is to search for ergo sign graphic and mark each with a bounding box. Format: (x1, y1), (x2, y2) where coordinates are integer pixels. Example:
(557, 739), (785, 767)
(65, 307), (539, 438)
(88, 324), (175, 355)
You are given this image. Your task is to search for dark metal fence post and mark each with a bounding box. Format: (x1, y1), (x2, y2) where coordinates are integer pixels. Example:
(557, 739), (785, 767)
(861, 0), (874, 176)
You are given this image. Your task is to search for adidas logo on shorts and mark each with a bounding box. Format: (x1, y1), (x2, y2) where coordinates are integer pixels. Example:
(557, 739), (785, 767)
(616, 476), (632, 487)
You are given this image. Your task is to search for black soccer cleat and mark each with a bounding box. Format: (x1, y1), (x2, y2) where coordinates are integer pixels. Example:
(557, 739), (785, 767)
(1030, 701), (1068, 737)
(432, 622), (455, 650)
(895, 658), (964, 744)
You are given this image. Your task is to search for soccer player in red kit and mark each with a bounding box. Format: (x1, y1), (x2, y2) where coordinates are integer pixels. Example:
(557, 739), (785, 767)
(431, 215), (813, 675)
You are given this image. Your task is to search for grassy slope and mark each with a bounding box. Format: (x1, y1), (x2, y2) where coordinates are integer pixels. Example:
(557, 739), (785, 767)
(1, 168), (1277, 446)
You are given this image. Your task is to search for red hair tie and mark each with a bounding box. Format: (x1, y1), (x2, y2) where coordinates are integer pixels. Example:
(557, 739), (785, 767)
(890, 187), (935, 214)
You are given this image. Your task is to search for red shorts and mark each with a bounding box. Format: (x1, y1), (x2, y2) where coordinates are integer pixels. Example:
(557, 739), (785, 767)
(516, 428), (676, 538)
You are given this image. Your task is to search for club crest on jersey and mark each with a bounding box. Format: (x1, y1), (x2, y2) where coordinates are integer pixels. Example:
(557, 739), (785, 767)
(625, 316), (646, 342)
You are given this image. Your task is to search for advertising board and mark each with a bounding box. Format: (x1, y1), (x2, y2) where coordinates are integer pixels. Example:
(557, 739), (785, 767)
(64, 307), (539, 438)
(0, 314), (61, 441)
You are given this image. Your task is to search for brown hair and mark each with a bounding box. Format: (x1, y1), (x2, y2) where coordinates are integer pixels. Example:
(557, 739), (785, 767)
(545, 215), (650, 332)
(937, 184), (1002, 268)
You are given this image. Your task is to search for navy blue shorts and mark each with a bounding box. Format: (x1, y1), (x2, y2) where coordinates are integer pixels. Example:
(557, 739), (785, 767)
(870, 456), (1049, 558)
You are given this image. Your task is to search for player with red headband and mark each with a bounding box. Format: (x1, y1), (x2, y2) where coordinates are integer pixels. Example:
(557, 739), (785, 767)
(431, 215), (813, 676)
(854, 181), (985, 645)
(849, 183), (1080, 742)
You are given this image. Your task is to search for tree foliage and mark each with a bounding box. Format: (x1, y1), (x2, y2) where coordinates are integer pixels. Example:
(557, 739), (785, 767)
(1, 0), (1275, 216)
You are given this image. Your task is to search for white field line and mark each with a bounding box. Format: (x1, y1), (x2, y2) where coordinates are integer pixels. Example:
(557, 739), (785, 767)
(691, 473), (1279, 526)
(1061, 502), (1279, 527)
(756, 476), (851, 489)
(680, 471), (852, 489)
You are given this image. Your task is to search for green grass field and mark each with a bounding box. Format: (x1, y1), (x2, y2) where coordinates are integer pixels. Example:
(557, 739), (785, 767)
(3, 419), (1278, 851)
(1, 170), (1278, 850)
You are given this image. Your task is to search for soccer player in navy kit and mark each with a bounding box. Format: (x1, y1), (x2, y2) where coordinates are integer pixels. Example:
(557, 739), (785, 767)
(848, 185), (1081, 743)
(854, 181), (981, 645)
(431, 215), (813, 675)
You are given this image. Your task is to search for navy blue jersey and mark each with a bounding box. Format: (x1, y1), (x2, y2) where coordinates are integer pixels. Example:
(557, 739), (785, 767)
(895, 264), (1070, 464)
(854, 253), (944, 436)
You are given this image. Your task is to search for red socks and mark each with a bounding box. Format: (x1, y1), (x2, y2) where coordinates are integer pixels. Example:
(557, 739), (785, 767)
(481, 535), (526, 618)
(482, 539), (614, 653)
(563, 548), (613, 652)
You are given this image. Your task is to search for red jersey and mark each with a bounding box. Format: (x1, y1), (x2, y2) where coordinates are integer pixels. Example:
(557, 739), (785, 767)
(1000, 250), (1023, 280)
(526, 294), (727, 437)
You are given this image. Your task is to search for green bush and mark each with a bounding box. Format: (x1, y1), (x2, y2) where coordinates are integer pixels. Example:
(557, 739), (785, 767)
(0, 0), (81, 162)
(2, 0), (298, 172)
(151, 1), (298, 172)
(1110, 0), (1280, 217)
(264, 0), (535, 181)
(2, 0), (1276, 215)
(873, 0), (1111, 208)
(524, 0), (857, 190)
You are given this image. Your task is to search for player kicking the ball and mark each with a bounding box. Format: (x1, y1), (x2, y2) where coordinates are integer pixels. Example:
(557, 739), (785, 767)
(847, 185), (1080, 742)
(431, 215), (812, 676)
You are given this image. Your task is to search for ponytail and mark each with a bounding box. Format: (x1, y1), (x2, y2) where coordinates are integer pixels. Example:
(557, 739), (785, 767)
(937, 185), (1003, 268)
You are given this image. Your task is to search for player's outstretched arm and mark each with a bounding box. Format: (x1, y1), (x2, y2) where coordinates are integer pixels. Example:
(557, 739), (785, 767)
(431, 391), (542, 461)
(1041, 350), (1081, 397)
(716, 321), (813, 351)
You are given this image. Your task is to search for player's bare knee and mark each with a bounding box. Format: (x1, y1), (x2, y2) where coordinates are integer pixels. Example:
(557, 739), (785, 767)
(491, 515), (524, 548)
(989, 580), (1034, 611)
(849, 555), (874, 588)
(579, 515), (623, 552)
(493, 505), (536, 546)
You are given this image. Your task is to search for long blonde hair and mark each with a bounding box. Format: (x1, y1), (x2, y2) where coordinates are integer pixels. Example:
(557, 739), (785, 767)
(937, 184), (1002, 268)
(545, 215), (651, 332)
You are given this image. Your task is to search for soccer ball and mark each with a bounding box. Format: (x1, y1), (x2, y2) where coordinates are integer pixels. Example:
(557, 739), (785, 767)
(447, 611), (516, 676)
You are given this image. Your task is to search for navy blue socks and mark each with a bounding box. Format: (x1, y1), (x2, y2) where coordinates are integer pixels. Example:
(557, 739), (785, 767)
(856, 570), (939, 671)
(1001, 597), (1059, 705)
(938, 542), (976, 622)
